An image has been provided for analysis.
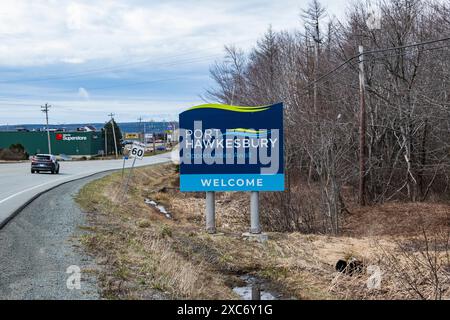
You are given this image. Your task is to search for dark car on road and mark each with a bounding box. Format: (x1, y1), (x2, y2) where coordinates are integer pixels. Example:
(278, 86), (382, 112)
(31, 154), (60, 174)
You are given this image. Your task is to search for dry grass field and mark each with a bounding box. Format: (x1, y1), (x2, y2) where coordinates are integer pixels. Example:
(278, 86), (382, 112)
(76, 163), (450, 300)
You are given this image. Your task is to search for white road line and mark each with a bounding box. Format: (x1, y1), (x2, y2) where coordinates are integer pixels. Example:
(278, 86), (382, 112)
(0, 175), (81, 205)
(0, 155), (171, 206)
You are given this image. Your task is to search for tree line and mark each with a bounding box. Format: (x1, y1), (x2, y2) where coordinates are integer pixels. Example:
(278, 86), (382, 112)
(205, 0), (450, 234)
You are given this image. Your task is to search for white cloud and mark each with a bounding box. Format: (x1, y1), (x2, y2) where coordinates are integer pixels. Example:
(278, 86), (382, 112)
(66, 2), (84, 30)
(0, 0), (348, 124)
(0, 0), (347, 67)
(61, 57), (85, 64)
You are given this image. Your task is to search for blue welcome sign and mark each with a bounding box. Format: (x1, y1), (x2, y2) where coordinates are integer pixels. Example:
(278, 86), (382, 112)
(179, 103), (284, 191)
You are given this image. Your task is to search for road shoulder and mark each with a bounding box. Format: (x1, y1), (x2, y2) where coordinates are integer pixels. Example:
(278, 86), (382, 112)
(0, 173), (111, 299)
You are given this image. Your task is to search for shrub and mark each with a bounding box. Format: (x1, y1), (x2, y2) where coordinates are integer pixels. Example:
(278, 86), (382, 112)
(0, 144), (28, 161)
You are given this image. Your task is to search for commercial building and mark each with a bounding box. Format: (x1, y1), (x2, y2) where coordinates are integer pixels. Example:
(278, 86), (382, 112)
(0, 131), (104, 156)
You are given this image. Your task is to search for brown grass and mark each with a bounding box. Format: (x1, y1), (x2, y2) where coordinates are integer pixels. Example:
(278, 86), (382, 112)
(77, 164), (236, 299)
(342, 202), (450, 237)
(76, 163), (450, 300)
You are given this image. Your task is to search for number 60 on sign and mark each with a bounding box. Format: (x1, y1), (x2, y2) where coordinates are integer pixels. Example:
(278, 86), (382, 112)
(130, 142), (145, 160)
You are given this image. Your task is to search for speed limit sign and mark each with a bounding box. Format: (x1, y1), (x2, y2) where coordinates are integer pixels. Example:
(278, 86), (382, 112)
(130, 142), (145, 160)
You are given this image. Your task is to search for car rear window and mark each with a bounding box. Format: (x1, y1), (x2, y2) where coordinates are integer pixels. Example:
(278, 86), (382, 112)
(36, 155), (51, 160)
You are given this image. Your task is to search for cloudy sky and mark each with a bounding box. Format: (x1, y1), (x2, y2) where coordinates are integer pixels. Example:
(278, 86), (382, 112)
(0, 0), (348, 125)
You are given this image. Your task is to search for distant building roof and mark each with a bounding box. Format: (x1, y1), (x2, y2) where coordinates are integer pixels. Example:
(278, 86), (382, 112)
(85, 125), (97, 131)
(77, 125), (97, 132)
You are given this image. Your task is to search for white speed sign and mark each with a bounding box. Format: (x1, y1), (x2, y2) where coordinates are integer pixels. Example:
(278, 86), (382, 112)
(130, 142), (145, 160)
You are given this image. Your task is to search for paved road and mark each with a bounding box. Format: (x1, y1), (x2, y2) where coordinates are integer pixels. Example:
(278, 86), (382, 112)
(0, 153), (172, 228)
(0, 172), (113, 299)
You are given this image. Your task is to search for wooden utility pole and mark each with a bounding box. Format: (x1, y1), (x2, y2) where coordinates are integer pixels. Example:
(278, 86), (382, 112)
(138, 116), (144, 143)
(308, 20), (320, 183)
(313, 21), (320, 113)
(358, 45), (367, 206)
(313, 20), (320, 113)
(104, 123), (108, 156)
(143, 120), (146, 145)
(108, 113), (119, 159)
(41, 103), (52, 154)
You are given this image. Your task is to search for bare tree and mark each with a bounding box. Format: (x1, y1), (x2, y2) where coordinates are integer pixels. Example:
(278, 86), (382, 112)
(206, 0), (450, 233)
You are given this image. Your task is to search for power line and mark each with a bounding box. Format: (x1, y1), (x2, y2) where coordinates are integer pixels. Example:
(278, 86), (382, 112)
(0, 37), (258, 85)
(0, 54), (222, 85)
(368, 43), (450, 64)
(304, 42), (450, 98)
(0, 97), (203, 109)
(362, 37), (450, 56)
(82, 77), (184, 92)
(0, 76), (189, 101)
(0, 76), (189, 102)
(300, 36), (450, 94)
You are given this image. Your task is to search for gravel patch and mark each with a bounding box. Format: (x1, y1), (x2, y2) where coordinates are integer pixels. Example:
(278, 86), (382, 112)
(0, 172), (111, 300)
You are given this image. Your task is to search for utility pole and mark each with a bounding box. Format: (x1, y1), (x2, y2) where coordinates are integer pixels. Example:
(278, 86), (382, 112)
(358, 45), (366, 206)
(104, 123), (108, 157)
(143, 121), (146, 145)
(313, 22), (320, 114)
(165, 121), (168, 147)
(153, 130), (156, 153)
(305, 22), (321, 184)
(108, 113), (118, 159)
(153, 124), (156, 153)
(41, 103), (52, 154)
(138, 116), (144, 143)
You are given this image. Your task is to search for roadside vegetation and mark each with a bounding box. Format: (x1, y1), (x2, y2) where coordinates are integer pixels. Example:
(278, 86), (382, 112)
(0, 144), (29, 161)
(76, 163), (450, 300)
(206, 0), (450, 235)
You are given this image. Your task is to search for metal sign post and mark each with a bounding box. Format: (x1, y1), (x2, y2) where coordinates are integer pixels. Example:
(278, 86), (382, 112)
(121, 147), (131, 179)
(121, 155), (127, 179)
(206, 191), (216, 233)
(250, 191), (261, 234)
(122, 157), (136, 197)
(121, 142), (144, 198)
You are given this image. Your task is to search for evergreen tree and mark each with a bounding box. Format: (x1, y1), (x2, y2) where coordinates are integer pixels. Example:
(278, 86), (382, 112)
(103, 120), (123, 155)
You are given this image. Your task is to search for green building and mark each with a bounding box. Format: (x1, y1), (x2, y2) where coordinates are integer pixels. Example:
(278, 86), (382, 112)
(0, 131), (104, 156)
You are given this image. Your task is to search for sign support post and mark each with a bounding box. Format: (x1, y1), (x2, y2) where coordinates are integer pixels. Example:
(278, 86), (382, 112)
(122, 156), (126, 179)
(206, 191), (216, 233)
(121, 142), (144, 198)
(250, 191), (261, 234)
(122, 157), (136, 198)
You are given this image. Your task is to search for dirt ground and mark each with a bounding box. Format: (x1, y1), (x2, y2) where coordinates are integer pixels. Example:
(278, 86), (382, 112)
(76, 163), (450, 300)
